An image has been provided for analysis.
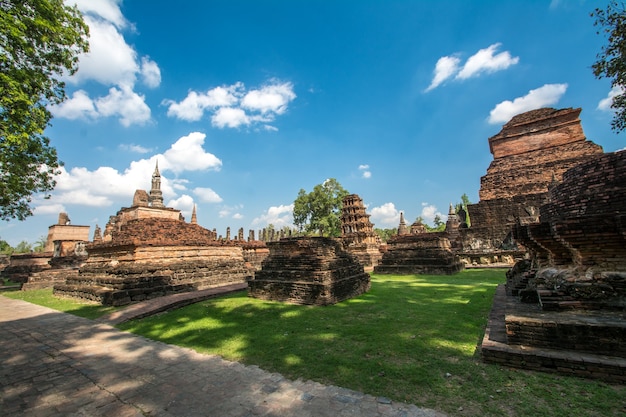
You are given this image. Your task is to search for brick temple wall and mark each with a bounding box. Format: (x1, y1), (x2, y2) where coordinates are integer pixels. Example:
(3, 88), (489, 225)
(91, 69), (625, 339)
(248, 237), (370, 305)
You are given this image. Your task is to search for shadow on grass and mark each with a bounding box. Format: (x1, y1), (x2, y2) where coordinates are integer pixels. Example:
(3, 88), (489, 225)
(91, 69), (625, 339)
(120, 270), (507, 408)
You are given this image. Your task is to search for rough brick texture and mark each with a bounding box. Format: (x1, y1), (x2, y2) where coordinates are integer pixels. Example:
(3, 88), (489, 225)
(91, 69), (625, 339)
(374, 233), (464, 275)
(248, 237), (370, 305)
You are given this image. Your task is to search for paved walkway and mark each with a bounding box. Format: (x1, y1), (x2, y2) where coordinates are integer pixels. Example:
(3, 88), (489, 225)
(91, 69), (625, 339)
(0, 296), (444, 417)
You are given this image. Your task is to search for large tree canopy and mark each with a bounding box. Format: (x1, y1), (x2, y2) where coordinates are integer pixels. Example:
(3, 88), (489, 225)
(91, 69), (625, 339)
(0, 0), (89, 220)
(592, 1), (626, 133)
(293, 178), (349, 237)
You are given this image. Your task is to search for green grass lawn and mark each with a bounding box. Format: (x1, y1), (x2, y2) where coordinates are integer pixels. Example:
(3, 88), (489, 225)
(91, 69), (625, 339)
(3, 288), (119, 320)
(3, 270), (624, 416)
(118, 269), (625, 417)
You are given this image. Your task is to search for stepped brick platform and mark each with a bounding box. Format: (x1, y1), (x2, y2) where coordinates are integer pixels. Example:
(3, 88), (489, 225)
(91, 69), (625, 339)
(481, 285), (626, 383)
(54, 218), (253, 306)
(248, 237), (370, 305)
(1, 252), (53, 284)
(374, 233), (464, 275)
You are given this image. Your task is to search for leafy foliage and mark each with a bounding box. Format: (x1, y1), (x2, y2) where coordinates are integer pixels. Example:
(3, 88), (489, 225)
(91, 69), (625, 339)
(374, 227), (397, 242)
(592, 1), (626, 133)
(293, 178), (349, 237)
(0, 0), (89, 220)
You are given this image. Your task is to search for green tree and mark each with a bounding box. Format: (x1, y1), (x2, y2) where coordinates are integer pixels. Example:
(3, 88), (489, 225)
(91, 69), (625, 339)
(33, 235), (46, 252)
(293, 178), (349, 237)
(0, 238), (13, 255)
(0, 0), (89, 220)
(13, 240), (32, 253)
(592, 1), (626, 133)
(374, 228), (397, 242)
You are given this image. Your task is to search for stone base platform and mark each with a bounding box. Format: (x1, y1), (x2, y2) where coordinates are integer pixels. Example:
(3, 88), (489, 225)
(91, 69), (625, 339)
(481, 285), (626, 383)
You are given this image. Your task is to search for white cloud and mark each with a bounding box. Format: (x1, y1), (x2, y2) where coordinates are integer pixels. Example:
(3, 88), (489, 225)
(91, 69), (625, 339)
(167, 194), (195, 218)
(358, 164), (371, 179)
(33, 203), (67, 215)
(162, 132), (222, 173)
(166, 80), (296, 130)
(232, 213), (243, 220)
(95, 85), (151, 126)
(370, 202), (400, 227)
(252, 204), (294, 228)
(420, 203), (447, 224)
(456, 43), (519, 80)
(425, 56), (461, 91)
(193, 187), (223, 203)
(212, 107), (251, 129)
(71, 16), (138, 87)
(118, 144), (152, 154)
(488, 83), (568, 124)
(140, 57), (161, 88)
(50, 90), (98, 120)
(164, 84), (242, 121)
(35, 132), (222, 212)
(598, 85), (625, 111)
(53, 1), (158, 126)
(241, 81), (296, 114)
(426, 44), (518, 91)
(70, 0), (127, 29)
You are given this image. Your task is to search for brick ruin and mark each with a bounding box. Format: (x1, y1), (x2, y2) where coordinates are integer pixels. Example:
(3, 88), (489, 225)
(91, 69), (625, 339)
(459, 108), (604, 265)
(1, 212), (91, 289)
(374, 224), (463, 275)
(248, 237), (371, 305)
(340, 194), (382, 267)
(481, 149), (626, 382)
(53, 163), (256, 306)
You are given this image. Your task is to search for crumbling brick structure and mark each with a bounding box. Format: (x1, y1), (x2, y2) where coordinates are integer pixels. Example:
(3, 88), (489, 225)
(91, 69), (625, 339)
(374, 232), (463, 275)
(461, 108), (603, 261)
(482, 150), (626, 382)
(248, 237), (371, 305)
(54, 218), (253, 306)
(340, 194), (382, 267)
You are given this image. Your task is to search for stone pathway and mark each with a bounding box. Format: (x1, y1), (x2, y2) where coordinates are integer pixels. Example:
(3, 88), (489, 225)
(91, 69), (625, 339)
(0, 296), (445, 417)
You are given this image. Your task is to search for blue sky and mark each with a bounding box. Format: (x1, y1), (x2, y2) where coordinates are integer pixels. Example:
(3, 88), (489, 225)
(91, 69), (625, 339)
(1, 0), (623, 246)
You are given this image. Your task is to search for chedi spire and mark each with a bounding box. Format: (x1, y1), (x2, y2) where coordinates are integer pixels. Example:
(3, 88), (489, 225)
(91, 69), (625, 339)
(149, 160), (164, 208)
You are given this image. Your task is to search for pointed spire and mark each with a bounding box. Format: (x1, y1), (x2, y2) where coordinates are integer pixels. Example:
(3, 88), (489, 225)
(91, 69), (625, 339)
(398, 211), (409, 235)
(448, 203), (456, 215)
(191, 204), (197, 224)
(149, 160), (164, 207)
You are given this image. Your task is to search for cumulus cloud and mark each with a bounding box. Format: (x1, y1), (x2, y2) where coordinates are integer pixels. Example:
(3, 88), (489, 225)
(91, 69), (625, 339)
(118, 144), (152, 154)
(597, 85), (625, 111)
(95, 86), (151, 126)
(51, 0), (161, 126)
(35, 132), (222, 212)
(162, 132), (222, 173)
(165, 80), (296, 130)
(251, 204), (294, 228)
(425, 56), (461, 92)
(140, 57), (161, 88)
(488, 83), (568, 124)
(426, 43), (518, 91)
(167, 194), (195, 218)
(370, 202), (400, 226)
(456, 43), (519, 80)
(420, 203), (446, 224)
(358, 164), (372, 179)
(193, 187), (223, 203)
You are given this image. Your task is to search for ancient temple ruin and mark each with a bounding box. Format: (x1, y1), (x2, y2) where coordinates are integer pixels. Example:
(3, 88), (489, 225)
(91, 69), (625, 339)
(248, 237), (371, 305)
(53, 163), (253, 306)
(340, 194), (382, 267)
(481, 150), (626, 382)
(459, 108), (604, 264)
(374, 213), (463, 275)
(2, 212), (90, 290)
